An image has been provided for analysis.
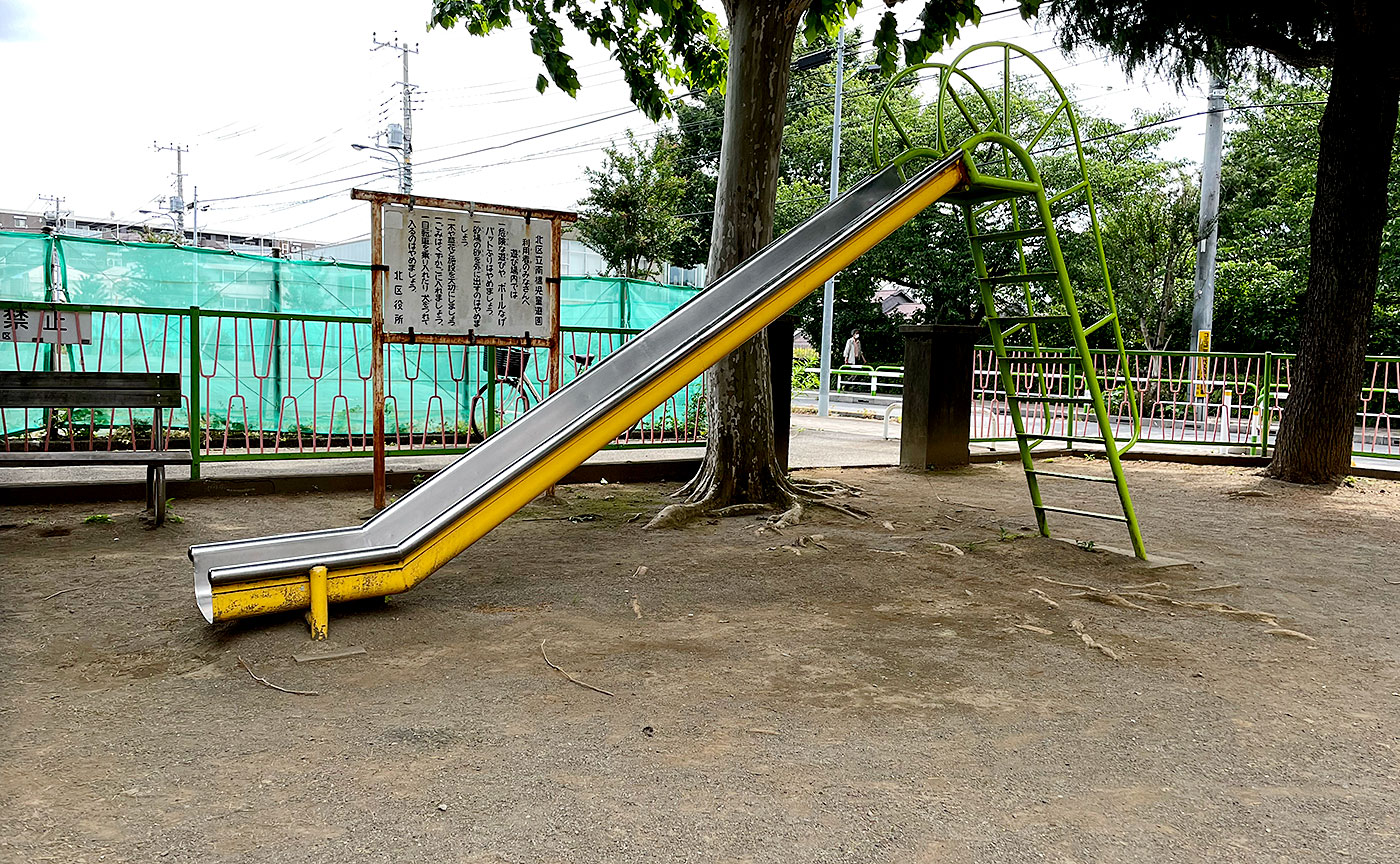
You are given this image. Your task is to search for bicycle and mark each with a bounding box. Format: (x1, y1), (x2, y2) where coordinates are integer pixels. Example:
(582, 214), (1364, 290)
(470, 346), (541, 438)
(469, 348), (601, 439)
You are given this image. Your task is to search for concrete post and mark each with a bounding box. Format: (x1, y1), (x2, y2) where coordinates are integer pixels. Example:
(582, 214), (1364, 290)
(899, 324), (983, 470)
(767, 314), (796, 472)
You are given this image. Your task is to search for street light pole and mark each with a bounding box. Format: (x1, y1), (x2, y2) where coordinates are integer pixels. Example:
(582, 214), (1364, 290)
(372, 33), (418, 196)
(351, 143), (406, 194)
(138, 208), (181, 236)
(154, 142), (189, 237)
(817, 26), (846, 418)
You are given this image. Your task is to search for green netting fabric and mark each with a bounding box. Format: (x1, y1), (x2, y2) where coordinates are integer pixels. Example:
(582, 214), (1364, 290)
(560, 275), (626, 328)
(559, 276), (699, 329)
(57, 236), (372, 315)
(3, 238), (702, 441)
(0, 231), (52, 301)
(624, 280), (700, 329)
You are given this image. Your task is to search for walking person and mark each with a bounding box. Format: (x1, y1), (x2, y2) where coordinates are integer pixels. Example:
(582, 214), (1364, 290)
(842, 328), (865, 367)
(840, 329), (866, 392)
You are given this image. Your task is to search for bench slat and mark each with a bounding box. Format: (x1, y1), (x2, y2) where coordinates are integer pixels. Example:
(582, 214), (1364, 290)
(0, 388), (183, 408)
(0, 451), (192, 466)
(0, 372), (175, 389)
(0, 372), (182, 408)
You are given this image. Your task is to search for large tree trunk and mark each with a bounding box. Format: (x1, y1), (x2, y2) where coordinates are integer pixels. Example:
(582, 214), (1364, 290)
(673, 1), (809, 508)
(1269, 6), (1400, 483)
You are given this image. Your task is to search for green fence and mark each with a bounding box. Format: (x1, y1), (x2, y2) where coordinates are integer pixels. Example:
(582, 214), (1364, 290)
(1, 233), (705, 468)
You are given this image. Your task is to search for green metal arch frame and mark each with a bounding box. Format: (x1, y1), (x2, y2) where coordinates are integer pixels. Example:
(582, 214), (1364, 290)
(872, 62), (998, 178)
(870, 41), (1147, 558)
(870, 40), (1143, 455)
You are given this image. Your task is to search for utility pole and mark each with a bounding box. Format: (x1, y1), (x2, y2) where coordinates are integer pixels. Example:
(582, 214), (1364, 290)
(154, 142), (189, 238)
(189, 186), (200, 247)
(1190, 76), (1227, 399)
(817, 27), (846, 418)
(39, 194), (68, 231)
(372, 32), (418, 195)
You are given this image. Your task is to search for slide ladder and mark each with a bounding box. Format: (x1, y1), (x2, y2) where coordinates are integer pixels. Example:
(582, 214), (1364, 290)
(873, 42), (1146, 557)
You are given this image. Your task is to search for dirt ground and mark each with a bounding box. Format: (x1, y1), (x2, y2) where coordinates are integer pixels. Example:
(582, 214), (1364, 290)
(2, 459), (1398, 863)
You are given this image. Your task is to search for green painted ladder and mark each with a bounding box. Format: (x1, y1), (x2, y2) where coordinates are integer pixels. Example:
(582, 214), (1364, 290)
(873, 42), (1147, 559)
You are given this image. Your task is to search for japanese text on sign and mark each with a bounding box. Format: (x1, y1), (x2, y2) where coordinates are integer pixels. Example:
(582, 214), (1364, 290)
(1194, 329), (1211, 399)
(382, 205), (553, 339)
(1, 309), (93, 345)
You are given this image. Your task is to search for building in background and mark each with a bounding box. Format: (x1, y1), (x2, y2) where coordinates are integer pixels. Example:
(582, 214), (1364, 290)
(0, 208), (319, 257)
(873, 286), (925, 319)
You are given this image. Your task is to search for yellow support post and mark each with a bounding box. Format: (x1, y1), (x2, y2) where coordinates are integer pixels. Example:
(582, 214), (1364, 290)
(306, 565), (329, 640)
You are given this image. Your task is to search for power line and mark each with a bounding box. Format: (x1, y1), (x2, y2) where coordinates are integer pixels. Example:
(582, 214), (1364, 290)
(1068, 100), (1327, 149)
(201, 4), (1040, 211)
(198, 15), (1059, 209)
(187, 18), (1116, 230)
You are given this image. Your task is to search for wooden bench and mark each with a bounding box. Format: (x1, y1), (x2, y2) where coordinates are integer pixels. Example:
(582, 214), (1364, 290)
(0, 372), (191, 525)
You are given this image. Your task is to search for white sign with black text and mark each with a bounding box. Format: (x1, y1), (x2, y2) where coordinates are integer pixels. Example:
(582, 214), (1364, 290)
(1, 309), (93, 345)
(381, 205), (552, 340)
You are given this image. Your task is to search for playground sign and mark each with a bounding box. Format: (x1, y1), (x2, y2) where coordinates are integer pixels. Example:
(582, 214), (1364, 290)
(1, 309), (92, 345)
(351, 188), (575, 509)
(380, 205), (553, 339)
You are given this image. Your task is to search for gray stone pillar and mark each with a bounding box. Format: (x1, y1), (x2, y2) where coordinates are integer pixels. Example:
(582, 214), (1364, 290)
(899, 324), (984, 470)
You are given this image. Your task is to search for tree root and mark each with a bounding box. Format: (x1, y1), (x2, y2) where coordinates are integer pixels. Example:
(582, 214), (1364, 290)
(789, 477), (862, 496)
(643, 493), (719, 530)
(646, 470), (866, 531)
(710, 503), (772, 517)
(772, 501), (803, 529)
(1070, 619), (1121, 661)
(806, 498), (870, 520)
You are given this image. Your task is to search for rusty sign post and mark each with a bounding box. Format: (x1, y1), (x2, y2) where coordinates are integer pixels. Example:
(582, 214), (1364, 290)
(352, 189), (574, 509)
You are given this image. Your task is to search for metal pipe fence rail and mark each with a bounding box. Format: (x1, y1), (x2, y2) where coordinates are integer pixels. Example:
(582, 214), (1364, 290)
(825, 364), (905, 395)
(968, 348), (1399, 461)
(5, 299), (1397, 468)
(2, 301), (705, 478)
(804, 349), (1399, 461)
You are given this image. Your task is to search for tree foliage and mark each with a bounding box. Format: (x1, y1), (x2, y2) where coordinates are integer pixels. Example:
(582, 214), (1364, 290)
(574, 132), (693, 280)
(431, 1), (1041, 120)
(1039, 1), (1337, 81)
(1098, 172), (1199, 351)
(1213, 73), (1400, 354)
(1039, 0), (1400, 482)
(430, 0), (728, 119)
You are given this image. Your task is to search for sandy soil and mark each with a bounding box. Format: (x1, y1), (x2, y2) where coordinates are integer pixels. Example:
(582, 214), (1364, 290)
(2, 460), (1398, 863)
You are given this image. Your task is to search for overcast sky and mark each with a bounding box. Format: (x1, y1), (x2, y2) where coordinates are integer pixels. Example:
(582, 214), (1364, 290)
(0, 1), (1209, 246)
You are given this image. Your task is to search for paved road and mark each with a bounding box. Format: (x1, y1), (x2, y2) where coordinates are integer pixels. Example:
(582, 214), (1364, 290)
(1, 410), (1392, 490)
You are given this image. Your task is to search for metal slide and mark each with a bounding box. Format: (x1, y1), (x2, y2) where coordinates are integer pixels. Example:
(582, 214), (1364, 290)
(189, 153), (969, 625)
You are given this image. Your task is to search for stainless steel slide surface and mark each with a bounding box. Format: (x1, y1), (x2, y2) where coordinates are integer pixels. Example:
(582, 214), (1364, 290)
(189, 154), (967, 622)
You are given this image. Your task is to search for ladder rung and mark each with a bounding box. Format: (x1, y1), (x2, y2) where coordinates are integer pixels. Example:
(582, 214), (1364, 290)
(988, 314), (1069, 326)
(1047, 180), (1089, 206)
(1082, 313), (1116, 337)
(1000, 355), (1080, 365)
(1036, 505), (1128, 523)
(1008, 395), (1096, 406)
(1015, 433), (1109, 445)
(982, 270), (1060, 286)
(972, 228), (1047, 243)
(1030, 469), (1118, 484)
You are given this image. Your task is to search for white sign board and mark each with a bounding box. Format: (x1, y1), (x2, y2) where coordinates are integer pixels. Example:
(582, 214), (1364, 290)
(1, 309), (93, 345)
(381, 205), (553, 339)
